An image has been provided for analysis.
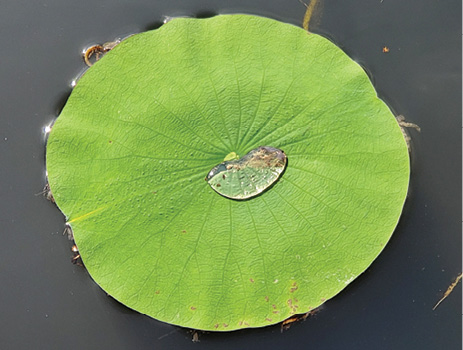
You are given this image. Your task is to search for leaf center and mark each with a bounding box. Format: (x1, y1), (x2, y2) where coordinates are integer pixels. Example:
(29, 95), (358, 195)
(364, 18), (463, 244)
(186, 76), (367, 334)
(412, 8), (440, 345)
(206, 146), (287, 200)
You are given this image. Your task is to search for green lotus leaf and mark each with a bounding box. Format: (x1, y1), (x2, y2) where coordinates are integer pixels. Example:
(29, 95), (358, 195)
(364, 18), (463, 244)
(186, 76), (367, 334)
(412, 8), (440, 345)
(46, 14), (409, 331)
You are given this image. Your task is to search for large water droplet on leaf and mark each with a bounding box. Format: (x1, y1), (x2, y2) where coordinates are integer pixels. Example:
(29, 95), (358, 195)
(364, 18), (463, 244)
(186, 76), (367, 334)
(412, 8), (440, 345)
(206, 146), (287, 200)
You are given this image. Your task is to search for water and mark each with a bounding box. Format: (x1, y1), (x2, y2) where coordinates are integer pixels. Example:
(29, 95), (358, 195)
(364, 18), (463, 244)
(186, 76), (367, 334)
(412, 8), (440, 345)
(0, 0), (460, 349)
(207, 146), (287, 200)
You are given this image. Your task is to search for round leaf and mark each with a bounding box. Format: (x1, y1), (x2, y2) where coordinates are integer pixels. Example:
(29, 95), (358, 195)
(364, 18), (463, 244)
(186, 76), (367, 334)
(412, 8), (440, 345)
(46, 15), (410, 331)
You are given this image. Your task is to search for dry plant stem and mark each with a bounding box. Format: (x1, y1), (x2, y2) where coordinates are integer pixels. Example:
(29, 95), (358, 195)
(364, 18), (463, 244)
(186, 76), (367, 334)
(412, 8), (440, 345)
(432, 273), (462, 310)
(280, 311), (313, 332)
(299, 0), (320, 32)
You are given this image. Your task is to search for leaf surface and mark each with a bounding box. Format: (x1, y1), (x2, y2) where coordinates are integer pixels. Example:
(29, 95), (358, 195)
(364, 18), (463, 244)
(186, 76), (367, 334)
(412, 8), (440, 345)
(46, 15), (409, 331)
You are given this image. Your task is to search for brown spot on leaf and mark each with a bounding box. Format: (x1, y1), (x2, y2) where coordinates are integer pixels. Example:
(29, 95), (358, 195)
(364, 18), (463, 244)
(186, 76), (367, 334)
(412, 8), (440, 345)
(214, 324), (219, 329)
(287, 298), (298, 314)
(265, 318), (272, 322)
(155, 290), (160, 294)
(250, 278), (254, 283)
(273, 310), (279, 314)
(190, 306), (196, 310)
(264, 296), (269, 302)
(223, 323), (228, 328)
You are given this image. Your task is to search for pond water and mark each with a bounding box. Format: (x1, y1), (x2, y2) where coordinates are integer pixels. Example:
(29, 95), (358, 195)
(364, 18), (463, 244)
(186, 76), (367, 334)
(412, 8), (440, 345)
(0, 0), (460, 349)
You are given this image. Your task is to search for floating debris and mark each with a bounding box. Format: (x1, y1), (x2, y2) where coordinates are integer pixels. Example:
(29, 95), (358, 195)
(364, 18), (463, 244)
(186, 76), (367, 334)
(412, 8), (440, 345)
(83, 40), (120, 66)
(35, 183), (55, 203)
(432, 272), (462, 310)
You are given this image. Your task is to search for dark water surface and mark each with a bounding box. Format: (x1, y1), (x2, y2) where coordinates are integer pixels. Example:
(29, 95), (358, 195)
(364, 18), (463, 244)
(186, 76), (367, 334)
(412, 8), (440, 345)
(0, 1), (461, 349)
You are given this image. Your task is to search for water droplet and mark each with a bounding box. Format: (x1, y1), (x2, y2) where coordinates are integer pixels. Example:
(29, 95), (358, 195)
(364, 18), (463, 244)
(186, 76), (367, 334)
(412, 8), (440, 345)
(206, 146), (287, 200)
(43, 125), (52, 134)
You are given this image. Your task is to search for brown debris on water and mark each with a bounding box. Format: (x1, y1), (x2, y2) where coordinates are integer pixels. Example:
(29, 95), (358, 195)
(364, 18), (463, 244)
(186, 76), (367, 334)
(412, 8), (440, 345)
(299, 0), (322, 32)
(432, 272), (462, 310)
(281, 305), (323, 332)
(83, 39), (121, 66)
(191, 331), (200, 343)
(63, 223), (74, 240)
(71, 244), (83, 266)
(397, 115), (421, 132)
(36, 183), (55, 203)
(396, 115), (421, 152)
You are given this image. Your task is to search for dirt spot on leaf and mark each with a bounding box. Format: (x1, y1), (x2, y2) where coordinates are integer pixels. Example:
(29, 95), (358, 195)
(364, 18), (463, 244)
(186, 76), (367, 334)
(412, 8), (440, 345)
(287, 299), (298, 314)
